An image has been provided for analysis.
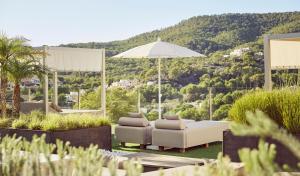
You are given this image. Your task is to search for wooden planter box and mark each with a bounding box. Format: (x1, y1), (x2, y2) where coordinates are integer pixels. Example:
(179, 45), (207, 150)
(0, 126), (112, 151)
(223, 130), (300, 168)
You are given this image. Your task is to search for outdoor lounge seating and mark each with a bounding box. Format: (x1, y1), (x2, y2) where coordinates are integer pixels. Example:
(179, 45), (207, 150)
(115, 113), (152, 149)
(152, 119), (229, 152)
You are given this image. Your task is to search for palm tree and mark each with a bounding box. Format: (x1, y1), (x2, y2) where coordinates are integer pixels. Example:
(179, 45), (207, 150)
(0, 34), (40, 117)
(7, 58), (45, 117)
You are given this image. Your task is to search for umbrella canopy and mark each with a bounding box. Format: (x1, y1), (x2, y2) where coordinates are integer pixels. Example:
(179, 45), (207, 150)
(113, 38), (205, 58)
(113, 38), (205, 119)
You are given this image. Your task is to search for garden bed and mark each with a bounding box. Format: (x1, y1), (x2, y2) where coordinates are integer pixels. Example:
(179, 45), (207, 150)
(0, 126), (112, 151)
(0, 111), (112, 151)
(223, 130), (300, 168)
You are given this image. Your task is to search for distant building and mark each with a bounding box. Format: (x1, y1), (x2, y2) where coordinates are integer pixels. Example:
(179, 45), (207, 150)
(147, 81), (155, 86)
(255, 52), (263, 56)
(67, 90), (86, 103)
(230, 47), (251, 57)
(21, 76), (41, 88)
(109, 79), (139, 89)
(7, 82), (14, 90)
(223, 54), (230, 58)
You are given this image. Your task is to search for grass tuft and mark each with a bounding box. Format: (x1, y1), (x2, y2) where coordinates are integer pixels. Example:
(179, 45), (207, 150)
(229, 88), (300, 133)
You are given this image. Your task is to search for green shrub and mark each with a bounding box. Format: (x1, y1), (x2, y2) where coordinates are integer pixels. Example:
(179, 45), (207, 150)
(28, 119), (43, 130)
(0, 118), (13, 128)
(146, 111), (158, 121)
(10, 112), (110, 131)
(179, 107), (202, 121)
(213, 104), (231, 120)
(12, 119), (28, 129)
(41, 114), (110, 131)
(229, 88), (300, 132)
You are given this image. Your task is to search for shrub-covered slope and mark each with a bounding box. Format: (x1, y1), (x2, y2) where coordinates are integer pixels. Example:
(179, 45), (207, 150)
(61, 12), (300, 56)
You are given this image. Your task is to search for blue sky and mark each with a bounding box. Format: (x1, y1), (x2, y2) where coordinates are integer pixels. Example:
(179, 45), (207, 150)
(1, 0), (300, 46)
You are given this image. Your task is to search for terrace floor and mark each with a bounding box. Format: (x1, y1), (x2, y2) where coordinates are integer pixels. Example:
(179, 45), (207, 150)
(111, 124), (221, 159)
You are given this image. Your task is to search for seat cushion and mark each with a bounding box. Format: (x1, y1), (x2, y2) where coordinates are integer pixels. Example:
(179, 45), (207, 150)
(128, 112), (144, 118)
(118, 117), (150, 127)
(116, 126), (152, 144)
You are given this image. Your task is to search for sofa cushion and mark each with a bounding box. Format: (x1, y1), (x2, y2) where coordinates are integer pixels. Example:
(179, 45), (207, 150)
(119, 117), (149, 127)
(155, 119), (186, 130)
(128, 112), (144, 118)
(163, 114), (180, 120)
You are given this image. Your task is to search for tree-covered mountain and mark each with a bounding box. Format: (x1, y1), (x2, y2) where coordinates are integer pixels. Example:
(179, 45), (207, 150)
(61, 12), (300, 56)
(56, 12), (300, 121)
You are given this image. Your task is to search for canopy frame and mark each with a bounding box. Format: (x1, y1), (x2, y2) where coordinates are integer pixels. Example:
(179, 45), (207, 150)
(42, 46), (106, 116)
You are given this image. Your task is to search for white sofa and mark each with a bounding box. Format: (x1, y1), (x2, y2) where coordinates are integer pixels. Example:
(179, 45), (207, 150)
(152, 120), (229, 152)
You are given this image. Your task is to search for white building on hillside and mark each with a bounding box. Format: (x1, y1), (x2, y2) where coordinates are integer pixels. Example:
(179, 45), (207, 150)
(110, 79), (138, 89)
(230, 47), (251, 57)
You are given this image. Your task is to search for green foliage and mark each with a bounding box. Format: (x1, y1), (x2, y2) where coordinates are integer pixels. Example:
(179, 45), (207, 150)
(195, 153), (238, 176)
(42, 114), (110, 131)
(77, 88), (102, 109)
(146, 111), (158, 121)
(180, 84), (207, 102)
(178, 107), (202, 121)
(10, 111), (110, 131)
(58, 93), (67, 106)
(0, 118), (12, 128)
(238, 139), (277, 176)
(229, 88), (300, 132)
(77, 87), (138, 122)
(0, 134), (142, 176)
(12, 118), (28, 129)
(141, 84), (181, 103)
(213, 104), (231, 120)
(106, 88), (138, 122)
(4, 109), (300, 175)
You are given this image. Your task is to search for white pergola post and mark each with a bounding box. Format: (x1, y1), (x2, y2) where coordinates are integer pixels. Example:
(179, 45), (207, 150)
(158, 57), (162, 119)
(53, 71), (58, 105)
(43, 46), (49, 114)
(44, 74), (49, 114)
(264, 35), (272, 91)
(28, 88), (31, 102)
(138, 90), (141, 113)
(209, 87), (213, 120)
(101, 49), (106, 117)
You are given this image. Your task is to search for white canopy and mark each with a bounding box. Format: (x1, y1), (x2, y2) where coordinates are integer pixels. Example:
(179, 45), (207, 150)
(40, 46), (106, 117)
(113, 38), (205, 119)
(264, 32), (300, 90)
(113, 38), (205, 58)
(44, 47), (104, 72)
(270, 39), (300, 69)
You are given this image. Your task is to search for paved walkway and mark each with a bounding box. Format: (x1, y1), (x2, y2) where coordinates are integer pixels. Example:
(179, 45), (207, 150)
(60, 109), (102, 114)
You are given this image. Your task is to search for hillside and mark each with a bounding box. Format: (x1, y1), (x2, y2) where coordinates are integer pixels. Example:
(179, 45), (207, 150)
(55, 12), (300, 120)
(61, 12), (300, 56)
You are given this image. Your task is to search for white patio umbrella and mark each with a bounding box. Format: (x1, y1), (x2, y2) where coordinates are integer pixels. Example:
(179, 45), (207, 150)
(113, 38), (205, 119)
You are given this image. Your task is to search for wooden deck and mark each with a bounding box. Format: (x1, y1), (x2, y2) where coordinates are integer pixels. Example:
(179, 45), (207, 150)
(124, 152), (213, 172)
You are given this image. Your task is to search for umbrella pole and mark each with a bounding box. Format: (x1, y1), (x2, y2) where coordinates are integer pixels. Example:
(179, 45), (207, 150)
(158, 57), (162, 119)
(138, 89), (141, 113)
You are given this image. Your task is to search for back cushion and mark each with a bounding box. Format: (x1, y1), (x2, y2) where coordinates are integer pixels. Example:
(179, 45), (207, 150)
(128, 112), (144, 118)
(155, 119), (186, 130)
(163, 114), (180, 120)
(119, 117), (149, 127)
